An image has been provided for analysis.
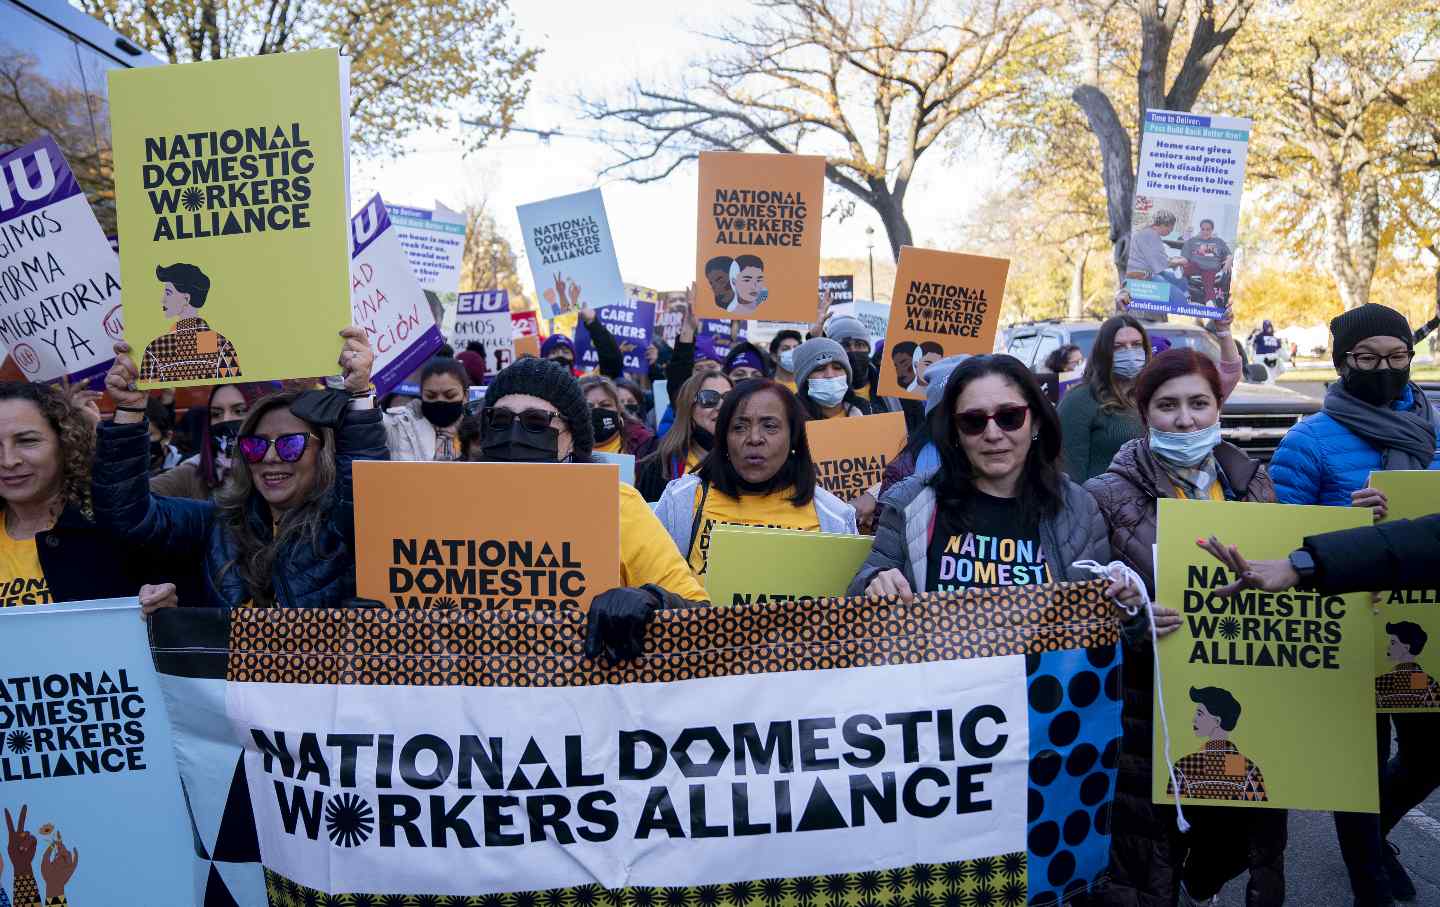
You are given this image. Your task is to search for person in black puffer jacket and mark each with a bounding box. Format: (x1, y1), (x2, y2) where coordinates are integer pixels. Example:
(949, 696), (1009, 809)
(93, 329), (387, 609)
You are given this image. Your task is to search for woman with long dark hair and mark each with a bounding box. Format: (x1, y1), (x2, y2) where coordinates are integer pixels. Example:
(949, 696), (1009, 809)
(94, 329), (387, 608)
(652, 379), (856, 579)
(150, 382), (281, 500)
(1057, 315), (1152, 484)
(635, 371), (733, 501)
(579, 375), (656, 459)
(849, 355), (1139, 604)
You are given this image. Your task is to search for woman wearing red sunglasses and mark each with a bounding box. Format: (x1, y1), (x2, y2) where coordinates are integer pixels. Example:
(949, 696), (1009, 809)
(848, 354), (1140, 608)
(92, 328), (387, 608)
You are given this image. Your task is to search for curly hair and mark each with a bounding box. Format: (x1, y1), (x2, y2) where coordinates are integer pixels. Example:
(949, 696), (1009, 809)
(0, 382), (95, 519)
(214, 392), (338, 606)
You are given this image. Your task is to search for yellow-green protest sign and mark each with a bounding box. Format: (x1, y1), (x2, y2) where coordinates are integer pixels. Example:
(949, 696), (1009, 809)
(109, 49), (351, 388)
(1153, 499), (1376, 812)
(705, 525), (874, 607)
(1368, 470), (1440, 713)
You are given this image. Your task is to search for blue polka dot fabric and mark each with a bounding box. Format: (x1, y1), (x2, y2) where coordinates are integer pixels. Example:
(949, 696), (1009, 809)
(1026, 645), (1123, 905)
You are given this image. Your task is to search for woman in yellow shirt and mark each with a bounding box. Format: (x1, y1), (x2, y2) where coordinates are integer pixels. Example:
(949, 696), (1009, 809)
(634, 372), (733, 502)
(471, 358), (707, 609)
(579, 375), (656, 459)
(0, 382), (171, 611)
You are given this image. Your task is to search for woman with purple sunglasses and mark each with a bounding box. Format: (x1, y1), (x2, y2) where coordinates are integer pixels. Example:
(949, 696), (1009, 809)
(91, 327), (388, 609)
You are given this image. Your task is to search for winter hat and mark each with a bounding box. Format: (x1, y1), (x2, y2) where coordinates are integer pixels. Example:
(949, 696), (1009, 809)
(1330, 303), (1414, 369)
(694, 334), (726, 367)
(824, 315), (870, 347)
(455, 350), (487, 385)
(482, 357), (593, 458)
(923, 355), (969, 417)
(791, 337), (851, 388)
(540, 334), (575, 360)
(724, 341), (771, 377)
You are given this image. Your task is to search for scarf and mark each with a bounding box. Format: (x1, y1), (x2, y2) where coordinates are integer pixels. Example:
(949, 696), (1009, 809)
(1155, 451), (1221, 501)
(1322, 382), (1437, 470)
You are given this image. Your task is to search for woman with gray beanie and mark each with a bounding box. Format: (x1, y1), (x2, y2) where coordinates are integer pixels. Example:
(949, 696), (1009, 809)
(791, 337), (871, 420)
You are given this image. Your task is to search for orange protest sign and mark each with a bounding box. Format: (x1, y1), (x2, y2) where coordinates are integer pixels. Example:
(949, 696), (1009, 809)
(514, 334), (541, 359)
(806, 411), (907, 502)
(694, 151), (826, 323)
(877, 247), (1010, 399)
(353, 461), (620, 611)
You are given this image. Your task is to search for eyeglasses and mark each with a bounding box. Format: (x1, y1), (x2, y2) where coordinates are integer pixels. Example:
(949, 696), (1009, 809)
(237, 432), (320, 464)
(955, 405), (1030, 437)
(694, 389), (728, 409)
(484, 407), (561, 434)
(1347, 350), (1414, 371)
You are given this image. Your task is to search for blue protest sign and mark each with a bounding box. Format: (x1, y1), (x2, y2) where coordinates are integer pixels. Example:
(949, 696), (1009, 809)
(574, 295), (656, 378)
(517, 189), (626, 320)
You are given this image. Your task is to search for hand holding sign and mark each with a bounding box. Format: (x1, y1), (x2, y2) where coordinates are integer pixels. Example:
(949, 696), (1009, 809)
(338, 326), (375, 394)
(104, 342), (147, 415)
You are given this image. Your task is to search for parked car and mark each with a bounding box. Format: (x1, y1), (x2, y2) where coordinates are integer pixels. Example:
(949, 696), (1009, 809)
(1001, 319), (1321, 462)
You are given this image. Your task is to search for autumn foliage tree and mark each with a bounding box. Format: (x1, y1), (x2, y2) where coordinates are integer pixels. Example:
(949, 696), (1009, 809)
(76, 0), (540, 153)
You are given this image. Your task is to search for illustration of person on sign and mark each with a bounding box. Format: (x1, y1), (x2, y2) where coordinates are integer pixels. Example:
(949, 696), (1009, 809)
(139, 263), (242, 383)
(1376, 621), (1440, 709)
(724, 255), (767, 316)
(1168, 686), (1268, 802)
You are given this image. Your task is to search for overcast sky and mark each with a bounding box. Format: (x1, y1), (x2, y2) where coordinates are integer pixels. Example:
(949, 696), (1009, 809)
(350, 1), (993, 295)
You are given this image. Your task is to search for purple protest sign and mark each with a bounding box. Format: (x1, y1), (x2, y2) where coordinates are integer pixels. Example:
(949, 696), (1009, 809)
(350, 193), (443, 396)
(575, 295), (657, 378)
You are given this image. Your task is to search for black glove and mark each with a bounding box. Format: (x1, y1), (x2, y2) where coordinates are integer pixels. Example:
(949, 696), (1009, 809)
(290, 388), (351, 429)
(584, 586), (663, 663)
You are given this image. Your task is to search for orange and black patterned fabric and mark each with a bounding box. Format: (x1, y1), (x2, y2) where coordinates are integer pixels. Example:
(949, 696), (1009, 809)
(1376, 662), (1440, 709)
(139, 317), (242, 383)
(1167, 739), (1267, 802)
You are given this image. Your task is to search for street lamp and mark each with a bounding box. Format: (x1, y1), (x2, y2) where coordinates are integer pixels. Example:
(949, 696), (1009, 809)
(865, 226), (876, 300)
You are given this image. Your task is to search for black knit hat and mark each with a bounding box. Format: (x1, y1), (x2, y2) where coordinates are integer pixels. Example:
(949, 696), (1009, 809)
(482, 357), (593, 458)
(1330, 303), (1413, 369)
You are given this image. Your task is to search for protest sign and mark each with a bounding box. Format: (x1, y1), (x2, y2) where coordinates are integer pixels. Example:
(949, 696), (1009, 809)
(807, 411), (906, 503)
(109, 48), (351, 388)
(0, 136), (122, 386)
(704, 525), (875, 607)
(518, 188), (625, 321)
(512, 309), (540, 338)
(1367, 471), (1440, 713)
(350, 194), (443, 397)
(877, 247), (1009, 399)
(819, 274), (854, 305)
(454, 290), (514, 376)
(0, 598), (192, 905)
(386, 201), (466, 311)
(827, 300), (890, 349)
(515, 333), (541, 359)
(353, 461), (620, 611)
(591, 451), (636, 486)
(153, 579), (1123, 904)
(695, 152), (826, 322)
(1153, 499), (1375, 812)
(575, 293), (656, 378)
(652, 379), (670, 424)
(1125, 110), (1251, 319)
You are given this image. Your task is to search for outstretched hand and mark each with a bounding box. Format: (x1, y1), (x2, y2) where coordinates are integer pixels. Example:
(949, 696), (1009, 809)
(1196, 536), (1299, 594)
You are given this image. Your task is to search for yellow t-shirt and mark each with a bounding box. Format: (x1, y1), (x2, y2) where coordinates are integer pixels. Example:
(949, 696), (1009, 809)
(777, 376), (798, 394)
(685, 448), (703, 472)
(687, 486), (821, 576)
(595, 432), (624, 454)
(618, 484), (709, 602)
(0, 520), (51, 607)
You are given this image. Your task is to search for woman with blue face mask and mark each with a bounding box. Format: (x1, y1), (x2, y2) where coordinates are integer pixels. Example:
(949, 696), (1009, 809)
(1084, 348), (1280, 907)
(791, 338), (871, 420)
(1057, 314), (1152, 482)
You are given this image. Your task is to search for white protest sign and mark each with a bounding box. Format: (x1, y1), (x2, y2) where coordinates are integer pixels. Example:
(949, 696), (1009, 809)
(455, 289), (514, 376)
(0, 136), (122, 384)
(386, 201), (466, 304)
(351, 194), (444, 396)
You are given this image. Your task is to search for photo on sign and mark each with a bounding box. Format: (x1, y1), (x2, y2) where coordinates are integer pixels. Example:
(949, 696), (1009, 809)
(1125, 195), (1237, 317)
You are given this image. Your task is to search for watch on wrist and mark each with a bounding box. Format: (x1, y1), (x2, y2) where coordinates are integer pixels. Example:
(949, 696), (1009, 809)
(1288, 548), (1317, 590)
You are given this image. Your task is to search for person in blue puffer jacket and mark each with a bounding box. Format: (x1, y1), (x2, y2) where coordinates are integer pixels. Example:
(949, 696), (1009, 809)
(1268, 302), (1439, 907)
(93, 328), (388, 610)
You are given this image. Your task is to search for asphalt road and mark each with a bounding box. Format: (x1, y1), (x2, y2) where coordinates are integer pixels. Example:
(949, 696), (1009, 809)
(1212, 789), (1440, 906)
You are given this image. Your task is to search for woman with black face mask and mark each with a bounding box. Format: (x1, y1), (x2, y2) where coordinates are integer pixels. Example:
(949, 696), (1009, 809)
(150, 382), (281, 500)
(635, 372), (734, 502)
(383, 357), (469, 461)
(579, 375), (656, 459)
(470, 359), (708, 619)
(1269, 302), (1440, 907)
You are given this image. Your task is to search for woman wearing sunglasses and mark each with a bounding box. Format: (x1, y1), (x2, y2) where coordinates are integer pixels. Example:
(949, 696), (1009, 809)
(150, 382), (281, 500)
(651, 378), (857, 581)
(1083, 348), (1280, 907)
(93, 328), (386, 609)
(471, 359), (707, 615)
(635, 372), (734, 502)
(849, 355), (1139, 607)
